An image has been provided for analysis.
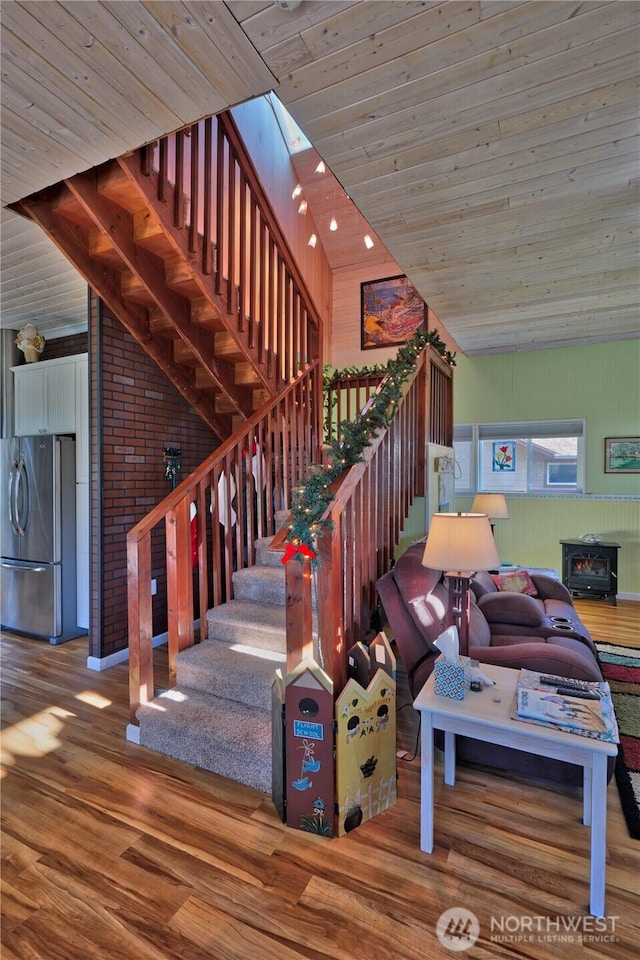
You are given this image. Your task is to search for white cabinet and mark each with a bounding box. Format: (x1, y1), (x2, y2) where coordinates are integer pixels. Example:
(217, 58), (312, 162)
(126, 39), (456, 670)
(75, 357), (89, 483)
(12, 354), (86, 436)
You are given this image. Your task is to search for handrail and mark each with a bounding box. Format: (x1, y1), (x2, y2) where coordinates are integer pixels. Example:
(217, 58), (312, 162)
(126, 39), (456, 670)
(284, 347), (453, 690)
(127, 362), (322, 725)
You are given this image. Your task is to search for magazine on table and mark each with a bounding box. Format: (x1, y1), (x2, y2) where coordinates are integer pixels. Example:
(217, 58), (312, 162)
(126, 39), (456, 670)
(511, 669), (619, 744)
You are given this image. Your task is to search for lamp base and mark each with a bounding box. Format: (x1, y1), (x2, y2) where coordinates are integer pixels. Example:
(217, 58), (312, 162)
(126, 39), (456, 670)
(445, 572), (472, 657)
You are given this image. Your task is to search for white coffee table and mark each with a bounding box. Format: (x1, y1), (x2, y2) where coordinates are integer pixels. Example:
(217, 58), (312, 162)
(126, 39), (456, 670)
(413, 663), (618, 917)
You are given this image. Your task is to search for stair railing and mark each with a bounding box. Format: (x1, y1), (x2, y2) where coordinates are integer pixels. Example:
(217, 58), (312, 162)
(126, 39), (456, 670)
(324, 371), (385, 442)
(136, 110), (321, 394)
(127, 362), (322, 726)
(284, 348), (453, 690)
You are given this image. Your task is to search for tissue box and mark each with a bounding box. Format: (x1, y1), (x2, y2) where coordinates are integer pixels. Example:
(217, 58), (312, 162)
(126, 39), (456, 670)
(433, 654), (472, 700)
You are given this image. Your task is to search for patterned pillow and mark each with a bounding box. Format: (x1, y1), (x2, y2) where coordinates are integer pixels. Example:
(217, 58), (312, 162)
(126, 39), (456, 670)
(494, 571), (538, 596)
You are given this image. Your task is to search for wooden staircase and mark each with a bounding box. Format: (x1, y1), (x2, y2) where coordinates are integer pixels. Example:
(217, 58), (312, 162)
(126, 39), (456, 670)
(11, 112), (320, 442)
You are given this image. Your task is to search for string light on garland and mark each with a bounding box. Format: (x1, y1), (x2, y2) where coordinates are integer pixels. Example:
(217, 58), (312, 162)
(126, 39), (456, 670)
(284, 329), (455, 562)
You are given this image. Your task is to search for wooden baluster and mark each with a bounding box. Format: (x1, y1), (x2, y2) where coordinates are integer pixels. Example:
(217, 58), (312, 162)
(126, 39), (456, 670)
(174, 129), (185, 230)
(127, 533), (153, 724)
(215, 123), (225, 296)
(165, 497), (194, 685)
(189, 122), (199, 253)
(203, 117), (213, 275)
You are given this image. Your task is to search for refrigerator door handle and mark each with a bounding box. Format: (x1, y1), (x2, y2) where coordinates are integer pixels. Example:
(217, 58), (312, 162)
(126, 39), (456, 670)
(9, 461), (19, 536)
(1, 562), (47, 572)
(14, 457), (27, 536)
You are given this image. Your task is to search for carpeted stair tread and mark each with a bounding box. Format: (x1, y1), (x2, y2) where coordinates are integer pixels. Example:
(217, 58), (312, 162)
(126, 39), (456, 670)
(206, 599), (287, 650)
(232, 564), (286, 604)
(175, 640), (284, 710)
(137, 688), (272, 793)
(254, 536), (285, 568)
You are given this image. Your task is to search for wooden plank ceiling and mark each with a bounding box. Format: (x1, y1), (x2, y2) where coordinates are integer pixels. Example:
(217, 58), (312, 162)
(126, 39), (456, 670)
(1, 0), (638, 354)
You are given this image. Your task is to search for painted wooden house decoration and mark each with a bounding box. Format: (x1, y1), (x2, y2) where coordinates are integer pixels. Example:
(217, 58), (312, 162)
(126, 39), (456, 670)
(335, 632), (397, 837)
(283, 658), (334, 836)
(271, 670), (286, 823)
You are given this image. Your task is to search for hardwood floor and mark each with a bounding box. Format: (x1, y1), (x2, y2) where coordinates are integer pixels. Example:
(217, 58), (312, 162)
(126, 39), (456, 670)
(2, 600), (639, 959)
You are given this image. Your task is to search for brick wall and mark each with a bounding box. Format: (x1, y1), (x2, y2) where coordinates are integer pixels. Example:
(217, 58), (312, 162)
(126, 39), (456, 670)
(89, 295), (218, 659)
(42, 331), (89, 360)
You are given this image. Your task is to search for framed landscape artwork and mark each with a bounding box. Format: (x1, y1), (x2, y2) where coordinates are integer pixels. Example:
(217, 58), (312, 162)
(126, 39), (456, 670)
(604, 437), (640, 473)
(361, 275), (426, 350)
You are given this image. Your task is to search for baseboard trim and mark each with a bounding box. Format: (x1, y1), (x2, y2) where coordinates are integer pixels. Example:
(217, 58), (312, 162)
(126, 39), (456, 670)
(125, 723), (141, 744)
(86, 621), (200, 671)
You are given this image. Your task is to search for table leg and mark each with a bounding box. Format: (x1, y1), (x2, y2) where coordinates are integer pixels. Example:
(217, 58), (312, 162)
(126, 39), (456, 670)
(583, 764), (592, 826)
(420, 712), (435, 853)
(444, 730), (456, 786)
(589, 753), (608, 917)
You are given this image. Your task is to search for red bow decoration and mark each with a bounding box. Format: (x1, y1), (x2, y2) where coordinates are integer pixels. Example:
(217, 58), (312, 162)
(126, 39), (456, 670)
(281, 542), (317, 565)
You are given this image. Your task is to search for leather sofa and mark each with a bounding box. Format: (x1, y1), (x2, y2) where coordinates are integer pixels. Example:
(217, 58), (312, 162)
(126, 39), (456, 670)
(470, 570), (595, 652)
(376, 542), (610, 785)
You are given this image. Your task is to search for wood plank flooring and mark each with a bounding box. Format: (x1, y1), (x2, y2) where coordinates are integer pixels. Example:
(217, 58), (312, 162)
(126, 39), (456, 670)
(2, 600), (639, 959)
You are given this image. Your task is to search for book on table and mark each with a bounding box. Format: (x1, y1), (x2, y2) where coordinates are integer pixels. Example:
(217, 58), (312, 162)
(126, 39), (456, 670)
(511, 669), (619, 744)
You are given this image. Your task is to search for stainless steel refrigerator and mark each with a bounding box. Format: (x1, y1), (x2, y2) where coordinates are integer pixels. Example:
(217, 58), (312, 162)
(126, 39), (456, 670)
(1, 435), (81, 643)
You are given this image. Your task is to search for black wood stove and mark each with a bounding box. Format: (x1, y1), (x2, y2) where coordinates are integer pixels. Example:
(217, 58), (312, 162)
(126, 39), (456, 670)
(560, 539), (620, 605)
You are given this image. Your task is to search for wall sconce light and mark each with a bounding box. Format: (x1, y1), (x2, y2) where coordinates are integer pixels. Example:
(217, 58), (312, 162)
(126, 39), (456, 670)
(315, 160), (326, 174)
(364, 234), (374, 249)
(163, 447), (182, 490)
(297, 199), (308, 215)
(329, 217), (338, 231)
(307, 233), (317, 248)
(292, 183), (303, 199)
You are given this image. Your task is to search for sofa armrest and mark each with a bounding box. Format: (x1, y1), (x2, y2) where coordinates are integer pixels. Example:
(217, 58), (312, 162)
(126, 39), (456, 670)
(478, 591), (544, 628)
(469, 642), (602, 682)
(529, 574), (574, 604)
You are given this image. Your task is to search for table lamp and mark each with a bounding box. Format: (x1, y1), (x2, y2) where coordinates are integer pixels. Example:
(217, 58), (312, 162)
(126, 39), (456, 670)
(422, 512), (500, 656)
(471, 493), (509, 535)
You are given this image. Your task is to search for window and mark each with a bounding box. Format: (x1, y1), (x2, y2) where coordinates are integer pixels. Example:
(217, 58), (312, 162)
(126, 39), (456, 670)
(454, 420), (584, 495)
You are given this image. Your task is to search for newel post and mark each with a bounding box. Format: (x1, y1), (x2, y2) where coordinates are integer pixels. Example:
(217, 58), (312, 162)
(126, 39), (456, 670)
(284, 555), (314, 674)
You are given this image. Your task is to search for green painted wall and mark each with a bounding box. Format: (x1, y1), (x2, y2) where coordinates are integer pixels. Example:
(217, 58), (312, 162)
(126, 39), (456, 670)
(453, 340), (640, 598)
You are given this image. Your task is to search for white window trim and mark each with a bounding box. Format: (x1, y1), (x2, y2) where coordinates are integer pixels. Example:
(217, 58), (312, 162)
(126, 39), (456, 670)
(454, 419), (586, 496)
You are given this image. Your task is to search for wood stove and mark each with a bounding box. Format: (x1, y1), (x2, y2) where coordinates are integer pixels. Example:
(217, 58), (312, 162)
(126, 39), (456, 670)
(560, 539), (620, 605)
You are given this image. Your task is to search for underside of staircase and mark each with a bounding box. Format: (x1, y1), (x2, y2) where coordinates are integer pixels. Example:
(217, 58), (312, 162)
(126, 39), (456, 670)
(135, 527), (302, 793)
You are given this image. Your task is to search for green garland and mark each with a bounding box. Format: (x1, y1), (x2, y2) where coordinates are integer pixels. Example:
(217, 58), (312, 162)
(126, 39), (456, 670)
(286, 329), (455, 558)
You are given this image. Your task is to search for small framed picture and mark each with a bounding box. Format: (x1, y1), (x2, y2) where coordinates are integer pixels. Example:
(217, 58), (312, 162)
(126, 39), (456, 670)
(604, 437), (640, 473)
(492, 441), (516, 472)
(361, 275), (426, 350)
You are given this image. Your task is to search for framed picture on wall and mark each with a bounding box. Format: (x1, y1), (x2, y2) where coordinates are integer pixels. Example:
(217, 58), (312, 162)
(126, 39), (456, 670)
(361, 275), (426, 350)
(604, 437), (640, 473)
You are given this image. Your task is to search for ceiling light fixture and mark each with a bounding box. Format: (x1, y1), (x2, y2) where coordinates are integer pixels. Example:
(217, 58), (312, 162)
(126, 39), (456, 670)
(364, 234), (375, 249)
(308, 233), (317, 248)
(292, 184), (303, 199)
(297, 200), (308, 215)
(315, 160), (326, 174)
(329, 217), (338, 231)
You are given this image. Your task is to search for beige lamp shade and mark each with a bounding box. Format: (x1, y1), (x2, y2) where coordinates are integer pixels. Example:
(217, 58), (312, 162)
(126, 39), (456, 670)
(471, 493), (510, 521)
(422, 512), (500, 575)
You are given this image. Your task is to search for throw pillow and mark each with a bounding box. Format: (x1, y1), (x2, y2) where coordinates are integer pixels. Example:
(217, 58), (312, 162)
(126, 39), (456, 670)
(494, 570), (538, 596)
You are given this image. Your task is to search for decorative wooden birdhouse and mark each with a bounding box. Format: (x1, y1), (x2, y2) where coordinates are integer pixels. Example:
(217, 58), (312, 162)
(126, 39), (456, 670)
(283, 658), (334, 836)
(335, 632), (397, 837)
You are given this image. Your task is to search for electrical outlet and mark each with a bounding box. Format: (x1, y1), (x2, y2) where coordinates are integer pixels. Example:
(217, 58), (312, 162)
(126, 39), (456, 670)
(151, 578), (157, 596)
